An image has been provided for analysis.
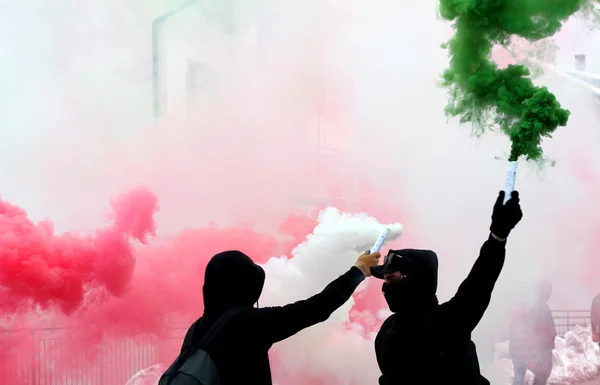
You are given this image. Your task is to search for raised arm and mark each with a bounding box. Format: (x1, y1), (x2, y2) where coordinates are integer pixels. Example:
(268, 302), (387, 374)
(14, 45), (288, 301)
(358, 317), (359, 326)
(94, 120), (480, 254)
(445, 235), (506, 332)
(247, 251), (380, 344)
(444, 191), (523, 333)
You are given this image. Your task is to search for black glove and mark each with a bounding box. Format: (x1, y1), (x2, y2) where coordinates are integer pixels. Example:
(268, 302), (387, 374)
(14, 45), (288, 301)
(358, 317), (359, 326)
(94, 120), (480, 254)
(490, 191), (523, 239)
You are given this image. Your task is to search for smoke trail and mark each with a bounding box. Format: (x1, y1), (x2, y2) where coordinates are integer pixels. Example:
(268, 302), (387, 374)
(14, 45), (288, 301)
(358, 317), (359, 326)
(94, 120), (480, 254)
(438, 0), (596, 161)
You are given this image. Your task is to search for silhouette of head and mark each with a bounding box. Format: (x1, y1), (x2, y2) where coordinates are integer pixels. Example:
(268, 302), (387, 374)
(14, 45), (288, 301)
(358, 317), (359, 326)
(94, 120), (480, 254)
(202, 250), (265, 315)
(371, 249), (438, 313)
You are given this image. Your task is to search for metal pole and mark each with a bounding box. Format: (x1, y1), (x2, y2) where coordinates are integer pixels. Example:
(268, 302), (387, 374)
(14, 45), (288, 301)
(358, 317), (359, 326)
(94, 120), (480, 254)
(152, 0), (199, 119)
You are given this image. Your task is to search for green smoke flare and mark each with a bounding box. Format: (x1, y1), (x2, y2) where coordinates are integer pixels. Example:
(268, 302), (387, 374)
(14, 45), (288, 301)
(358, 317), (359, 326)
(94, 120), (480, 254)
(438, 0), (592, 161)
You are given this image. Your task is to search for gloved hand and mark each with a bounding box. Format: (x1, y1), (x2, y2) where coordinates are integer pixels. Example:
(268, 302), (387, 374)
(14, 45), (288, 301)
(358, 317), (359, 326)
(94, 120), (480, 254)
(355, 251), (381, 277)
(490, 190), (523, 240)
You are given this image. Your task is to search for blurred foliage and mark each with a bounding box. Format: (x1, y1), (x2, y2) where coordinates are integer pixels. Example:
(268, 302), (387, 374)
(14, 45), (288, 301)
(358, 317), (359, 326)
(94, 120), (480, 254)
(577, 1), (600, 31)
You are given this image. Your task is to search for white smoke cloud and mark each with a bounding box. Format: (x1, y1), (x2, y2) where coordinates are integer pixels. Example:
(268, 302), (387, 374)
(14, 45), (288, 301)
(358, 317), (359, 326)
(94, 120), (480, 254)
(261, 207), (402, 383)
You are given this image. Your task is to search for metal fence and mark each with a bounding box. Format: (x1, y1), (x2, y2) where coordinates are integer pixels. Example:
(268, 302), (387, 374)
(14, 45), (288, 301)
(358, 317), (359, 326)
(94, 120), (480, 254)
(552, 310), (591, 336)
(0, 326), (188, 385)
(0, 311), (593, 384)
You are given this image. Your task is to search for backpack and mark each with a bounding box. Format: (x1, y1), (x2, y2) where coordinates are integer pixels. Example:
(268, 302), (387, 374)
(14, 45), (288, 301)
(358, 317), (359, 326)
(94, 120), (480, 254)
(158, 308), (242, 385)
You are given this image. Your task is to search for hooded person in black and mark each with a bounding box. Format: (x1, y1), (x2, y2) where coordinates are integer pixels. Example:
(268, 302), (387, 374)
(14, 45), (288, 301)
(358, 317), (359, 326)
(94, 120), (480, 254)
(179, 249), (380, 385)
(372, 191), (523, 385)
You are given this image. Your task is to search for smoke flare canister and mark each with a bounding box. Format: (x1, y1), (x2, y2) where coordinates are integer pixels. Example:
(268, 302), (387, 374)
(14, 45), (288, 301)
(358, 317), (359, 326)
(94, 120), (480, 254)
(370, 228), (390, 253)
(504, 161), (518, 204)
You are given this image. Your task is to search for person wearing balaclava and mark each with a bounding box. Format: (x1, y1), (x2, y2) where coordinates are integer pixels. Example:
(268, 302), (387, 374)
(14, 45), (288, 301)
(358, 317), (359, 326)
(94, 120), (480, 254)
(371, 190), (523, 385)
(178, 249), (380, 385)
(510, 281), (555, 385)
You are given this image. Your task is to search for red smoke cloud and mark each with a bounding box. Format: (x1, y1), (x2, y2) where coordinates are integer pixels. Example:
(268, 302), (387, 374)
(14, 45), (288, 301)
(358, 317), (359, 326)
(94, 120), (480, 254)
(0, 182), (405, 384)
(0, 190), (283, 384)
(0, 187), (157, 315)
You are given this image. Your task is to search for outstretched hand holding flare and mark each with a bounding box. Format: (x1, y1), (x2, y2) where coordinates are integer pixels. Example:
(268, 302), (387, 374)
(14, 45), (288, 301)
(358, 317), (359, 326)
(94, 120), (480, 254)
(437, 0), (595, 200)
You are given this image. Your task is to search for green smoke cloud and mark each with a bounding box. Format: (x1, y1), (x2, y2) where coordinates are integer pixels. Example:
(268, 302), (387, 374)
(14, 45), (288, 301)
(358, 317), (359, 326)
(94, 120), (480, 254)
(438, 0), (594, 161)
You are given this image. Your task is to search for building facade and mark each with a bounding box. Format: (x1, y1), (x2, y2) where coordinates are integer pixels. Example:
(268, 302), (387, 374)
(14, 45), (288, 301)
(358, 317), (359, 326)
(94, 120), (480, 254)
(159, 1), (362, 217)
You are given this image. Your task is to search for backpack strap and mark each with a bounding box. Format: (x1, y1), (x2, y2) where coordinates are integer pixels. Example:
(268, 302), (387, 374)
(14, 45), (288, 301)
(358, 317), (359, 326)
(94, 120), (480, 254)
(194, 308), (243, 349)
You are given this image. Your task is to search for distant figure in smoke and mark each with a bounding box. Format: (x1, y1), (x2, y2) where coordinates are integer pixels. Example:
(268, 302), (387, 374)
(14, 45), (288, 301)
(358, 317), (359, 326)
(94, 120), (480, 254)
(509, 281), (556, 385)
(508, 304), (531, 380)
(171, 249), (380, 385)
(591, 293), (600, 346)
(371, 191), (523, 385)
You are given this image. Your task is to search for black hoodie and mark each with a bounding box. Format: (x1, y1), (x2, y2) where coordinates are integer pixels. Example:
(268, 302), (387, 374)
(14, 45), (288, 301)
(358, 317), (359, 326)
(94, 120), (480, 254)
(180, 250), (365, 385)
(375, 235), (506, 385)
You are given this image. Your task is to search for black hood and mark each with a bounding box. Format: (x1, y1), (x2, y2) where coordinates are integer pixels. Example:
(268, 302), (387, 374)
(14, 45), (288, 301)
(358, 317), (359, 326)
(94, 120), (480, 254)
(371, 249), (438, 294)
(202, 250), (265, 315)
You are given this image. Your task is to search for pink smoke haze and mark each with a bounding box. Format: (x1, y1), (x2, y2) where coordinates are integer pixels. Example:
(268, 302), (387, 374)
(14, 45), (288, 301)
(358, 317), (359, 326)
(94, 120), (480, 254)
(3, 2), (600, 385)
(0, 187), (403, 384)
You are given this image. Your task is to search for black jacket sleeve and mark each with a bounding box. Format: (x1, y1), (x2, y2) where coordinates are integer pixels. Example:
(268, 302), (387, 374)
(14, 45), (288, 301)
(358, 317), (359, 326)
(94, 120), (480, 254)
(444, 234), (506, 333)
(245, 266), (365, 344)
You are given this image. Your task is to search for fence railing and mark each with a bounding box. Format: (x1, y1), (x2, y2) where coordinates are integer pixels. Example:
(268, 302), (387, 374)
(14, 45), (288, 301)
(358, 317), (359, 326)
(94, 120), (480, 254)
(0, 326), (188, 385)
(551, 309), (591, 336)
(0, 310), (594, 384)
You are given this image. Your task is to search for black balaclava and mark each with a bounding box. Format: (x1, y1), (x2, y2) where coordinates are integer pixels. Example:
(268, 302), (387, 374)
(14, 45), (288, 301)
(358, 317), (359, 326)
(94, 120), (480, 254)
(202, 250), (265, 316)
(380, 249), (439, 314)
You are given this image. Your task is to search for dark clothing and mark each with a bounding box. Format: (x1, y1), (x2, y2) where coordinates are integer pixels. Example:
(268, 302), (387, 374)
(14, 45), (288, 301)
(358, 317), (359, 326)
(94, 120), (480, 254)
(512, 359), (527, 385)
(375, 235), (506, 385)
(512, 349), (553, 385)
(509, 297), (555, 385)
(529, 304), (556, 350)
(509, 302), (555, 355)
(181, 250), (365, 385)
(508, 303), (555, 360)
(508, 305), (531, 359)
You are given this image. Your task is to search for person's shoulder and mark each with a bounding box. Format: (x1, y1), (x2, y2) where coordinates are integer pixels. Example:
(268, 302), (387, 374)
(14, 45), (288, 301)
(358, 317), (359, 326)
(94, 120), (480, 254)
(225, 306), (280, 331)
(375, 313), (397, 344)
(203, 308), (256, 334)
(210, 308), (260, 341)
(228, 307), (259, 324)
(379, 313), (398, 329)
(184, 317), (203, 339)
